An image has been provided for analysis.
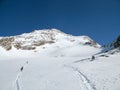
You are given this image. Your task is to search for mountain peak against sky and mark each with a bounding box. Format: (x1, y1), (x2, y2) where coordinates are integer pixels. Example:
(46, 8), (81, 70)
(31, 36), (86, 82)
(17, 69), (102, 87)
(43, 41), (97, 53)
(27, 28), (64, 35)
(0, 29), (100, 51)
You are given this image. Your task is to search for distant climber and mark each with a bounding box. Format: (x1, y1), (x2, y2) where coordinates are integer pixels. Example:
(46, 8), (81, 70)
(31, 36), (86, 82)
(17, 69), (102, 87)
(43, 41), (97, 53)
(20, 66), (23, 71)
(91, 56), (95, 61)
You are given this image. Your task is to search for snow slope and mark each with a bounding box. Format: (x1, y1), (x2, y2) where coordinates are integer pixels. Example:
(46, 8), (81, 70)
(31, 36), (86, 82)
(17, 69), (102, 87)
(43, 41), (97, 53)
(0, 29), (120, 90)
(0, 48), (120, 90)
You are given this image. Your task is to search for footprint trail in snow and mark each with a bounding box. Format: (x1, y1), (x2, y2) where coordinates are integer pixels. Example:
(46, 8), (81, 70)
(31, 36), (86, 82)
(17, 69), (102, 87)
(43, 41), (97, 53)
(14, 61), (29, 90)
(65, 65), (97, 90)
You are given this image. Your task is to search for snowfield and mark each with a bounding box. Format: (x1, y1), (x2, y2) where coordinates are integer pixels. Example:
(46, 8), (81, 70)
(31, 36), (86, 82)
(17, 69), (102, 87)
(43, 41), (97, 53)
(0, 29), (120, 90)
(0, 47), (120, 90)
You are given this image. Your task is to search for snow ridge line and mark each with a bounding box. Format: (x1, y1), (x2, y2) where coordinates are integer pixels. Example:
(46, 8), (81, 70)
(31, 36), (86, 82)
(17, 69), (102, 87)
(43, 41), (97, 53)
(65, 65), (97, 90)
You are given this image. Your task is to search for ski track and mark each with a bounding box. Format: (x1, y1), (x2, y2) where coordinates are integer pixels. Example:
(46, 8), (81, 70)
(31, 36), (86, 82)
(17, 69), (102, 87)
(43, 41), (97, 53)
(14, 61), (29, 90)
(73, 58), (91, 63)
(14, 60), (96, 90)
(65, 65), (97, 90)
(15, 74), (20, 90)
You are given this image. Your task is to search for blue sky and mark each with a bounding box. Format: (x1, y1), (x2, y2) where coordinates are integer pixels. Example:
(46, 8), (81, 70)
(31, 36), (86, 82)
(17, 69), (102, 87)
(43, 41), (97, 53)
(0, 0), (120, 45)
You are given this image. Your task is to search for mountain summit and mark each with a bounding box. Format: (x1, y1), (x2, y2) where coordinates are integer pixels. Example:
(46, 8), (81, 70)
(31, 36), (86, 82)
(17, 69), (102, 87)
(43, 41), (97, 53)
(0, 29), (100, 51)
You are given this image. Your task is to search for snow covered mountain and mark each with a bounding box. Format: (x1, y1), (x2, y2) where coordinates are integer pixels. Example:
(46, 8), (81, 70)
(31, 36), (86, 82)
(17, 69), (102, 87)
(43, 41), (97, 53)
(0, 29), (101, 58)
(0, 29), (100, 51)
(0, 29), (120, 90)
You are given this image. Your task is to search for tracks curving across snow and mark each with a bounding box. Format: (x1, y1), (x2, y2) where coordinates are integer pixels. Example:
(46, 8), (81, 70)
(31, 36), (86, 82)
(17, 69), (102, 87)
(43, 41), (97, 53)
(15, 73), (21, 90)
(14, 61), (29, 90)
(65, 65), (97, 90)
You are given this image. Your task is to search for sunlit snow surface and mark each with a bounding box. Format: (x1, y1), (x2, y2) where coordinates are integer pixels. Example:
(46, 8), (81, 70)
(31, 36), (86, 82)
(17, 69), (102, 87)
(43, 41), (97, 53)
(0, 29), (120, 90)
(0, 45), (120, 90)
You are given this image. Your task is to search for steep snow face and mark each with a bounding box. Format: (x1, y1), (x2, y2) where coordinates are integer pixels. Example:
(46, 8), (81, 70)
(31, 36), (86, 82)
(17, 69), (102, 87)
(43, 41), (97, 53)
(0, 29), (100, 51)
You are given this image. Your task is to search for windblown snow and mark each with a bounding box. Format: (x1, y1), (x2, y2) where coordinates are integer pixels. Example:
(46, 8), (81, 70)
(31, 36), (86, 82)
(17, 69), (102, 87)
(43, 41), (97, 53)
(0, 29), (120, 90)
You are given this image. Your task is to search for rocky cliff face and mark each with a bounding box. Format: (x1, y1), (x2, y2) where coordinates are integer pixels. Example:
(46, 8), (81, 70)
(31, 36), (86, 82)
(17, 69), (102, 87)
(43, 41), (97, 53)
(113, 35), (120, 48)
(82, 36), (98, 47)
(0, 29), (100, 51)
(102, 35), (120, 53)
(0, 37), (14, 50)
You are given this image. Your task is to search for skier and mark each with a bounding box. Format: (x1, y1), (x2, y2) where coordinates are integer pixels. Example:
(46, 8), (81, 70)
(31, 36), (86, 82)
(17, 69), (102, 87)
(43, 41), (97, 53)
(91, 56), (95, 61)
(20, 66), (23, 71)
